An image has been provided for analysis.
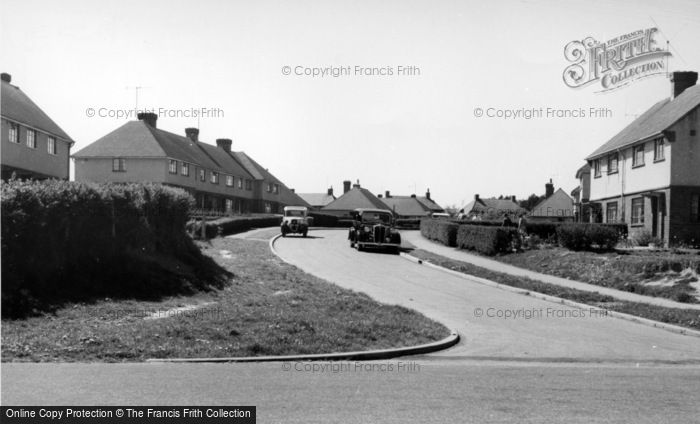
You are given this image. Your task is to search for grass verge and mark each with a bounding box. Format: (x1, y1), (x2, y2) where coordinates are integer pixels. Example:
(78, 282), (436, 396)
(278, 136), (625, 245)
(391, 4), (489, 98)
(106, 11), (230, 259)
(1, 237), (449, 362)
(410, 249), (700, 331)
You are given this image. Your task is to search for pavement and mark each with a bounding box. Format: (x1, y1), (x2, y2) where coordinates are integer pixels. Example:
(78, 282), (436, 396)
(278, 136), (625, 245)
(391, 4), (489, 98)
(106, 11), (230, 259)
(273, 229), (700, 362)
(402, 230), (700, 310)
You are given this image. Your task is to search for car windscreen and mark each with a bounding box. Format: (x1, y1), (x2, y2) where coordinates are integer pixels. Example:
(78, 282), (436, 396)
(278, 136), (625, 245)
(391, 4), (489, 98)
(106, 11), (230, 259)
(285, 210), (305, 217)
(361, 213), (392, 225)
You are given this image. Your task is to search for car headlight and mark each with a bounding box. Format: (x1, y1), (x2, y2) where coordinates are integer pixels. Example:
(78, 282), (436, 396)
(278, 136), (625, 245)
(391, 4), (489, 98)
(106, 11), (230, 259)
(363, 226), (371, 232)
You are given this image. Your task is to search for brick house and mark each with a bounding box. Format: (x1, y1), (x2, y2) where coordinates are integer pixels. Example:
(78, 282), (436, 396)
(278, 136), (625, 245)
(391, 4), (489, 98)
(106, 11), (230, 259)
(528, 180), (575, 222)
(1, 73), (74, 180)
(379, 190), (444, 219)
(72, 112), (309, 214)
(586, 71), (700, 246)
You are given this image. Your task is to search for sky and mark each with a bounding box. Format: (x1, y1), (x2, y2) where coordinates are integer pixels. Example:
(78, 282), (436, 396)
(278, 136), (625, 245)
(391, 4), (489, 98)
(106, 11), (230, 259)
(2, 0), (699, 208)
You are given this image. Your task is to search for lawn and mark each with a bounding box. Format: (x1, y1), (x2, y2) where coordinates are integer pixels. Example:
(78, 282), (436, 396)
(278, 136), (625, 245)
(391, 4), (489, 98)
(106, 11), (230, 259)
(1, 237), (449, 362)
(410, 249), (700, 331)
(493, 246), (700, 303)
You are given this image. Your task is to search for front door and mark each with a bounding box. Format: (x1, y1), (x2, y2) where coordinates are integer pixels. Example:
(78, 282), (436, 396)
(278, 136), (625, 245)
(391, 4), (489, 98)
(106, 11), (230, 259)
(650, 197), (658, 238)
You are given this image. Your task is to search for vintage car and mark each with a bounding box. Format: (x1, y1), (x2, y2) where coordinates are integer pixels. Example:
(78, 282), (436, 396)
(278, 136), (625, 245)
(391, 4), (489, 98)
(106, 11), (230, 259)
(281, 206), (310, 237)
(348, 208), (401, 253)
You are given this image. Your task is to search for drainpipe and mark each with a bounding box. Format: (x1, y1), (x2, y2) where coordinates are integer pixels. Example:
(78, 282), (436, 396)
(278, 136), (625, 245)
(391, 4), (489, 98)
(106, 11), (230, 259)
(617, 148), (625, 223)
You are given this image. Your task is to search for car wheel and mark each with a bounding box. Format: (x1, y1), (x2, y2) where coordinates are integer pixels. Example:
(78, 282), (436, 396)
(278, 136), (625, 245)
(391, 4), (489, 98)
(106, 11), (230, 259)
(356, 243), (363, 252)
(302, 230), (308, 237)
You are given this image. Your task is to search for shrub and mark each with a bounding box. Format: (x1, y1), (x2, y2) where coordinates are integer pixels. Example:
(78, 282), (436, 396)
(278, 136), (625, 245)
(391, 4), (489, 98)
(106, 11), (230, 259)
(1, 179), (227, 317)
(395, 218), (421, 229)
(308, 212), (352, 228)
(523, 222), (559, 240)
(456, 225), (519, 255)
(634, 230), (664, 247)
(556, 223), (620, 251)
(188, 215), (282, 239)
(420, 219), (459, 246)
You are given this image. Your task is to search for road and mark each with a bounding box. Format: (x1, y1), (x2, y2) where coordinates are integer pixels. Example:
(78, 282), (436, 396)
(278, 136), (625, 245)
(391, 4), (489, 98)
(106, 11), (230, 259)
(3, 229), (700, 423)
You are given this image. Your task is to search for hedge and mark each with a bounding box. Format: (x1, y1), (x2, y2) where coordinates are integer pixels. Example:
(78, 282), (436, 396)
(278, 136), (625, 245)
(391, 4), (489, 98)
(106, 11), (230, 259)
(525, 221), (627, 243)
(1, 180), (227, 317)
(308, 212), (353, 228)
(420, 219), (459, 247)
(556, 223), (621, 251)
(396, 218), (421, 229)
(456, 225), (519, 255)
(188, 215), (282, 239)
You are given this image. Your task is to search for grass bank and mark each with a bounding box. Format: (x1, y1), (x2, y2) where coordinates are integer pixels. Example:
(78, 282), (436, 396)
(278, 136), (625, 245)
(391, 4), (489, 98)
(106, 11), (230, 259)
(1, 237), (449, 362)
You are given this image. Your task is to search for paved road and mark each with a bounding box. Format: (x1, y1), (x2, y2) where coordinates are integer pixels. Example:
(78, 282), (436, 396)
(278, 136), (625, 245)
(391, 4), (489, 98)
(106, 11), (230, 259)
(3, 361), (700, 423)
(273, 229), (700, 362)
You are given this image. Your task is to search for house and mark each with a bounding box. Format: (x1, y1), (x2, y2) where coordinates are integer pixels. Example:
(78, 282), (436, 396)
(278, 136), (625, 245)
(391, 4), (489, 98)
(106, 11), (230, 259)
(586, 71), (700, 246)
(72, 112), (308, 214)
(571, 164), (591, 222)
(297, 187), (336, 210)
(459, 194), (526, 219)
(1, 73), (74, 180)
(528, 180), (575, 222)
(379, 190), (444, 219)
(321, 180), (391, 218)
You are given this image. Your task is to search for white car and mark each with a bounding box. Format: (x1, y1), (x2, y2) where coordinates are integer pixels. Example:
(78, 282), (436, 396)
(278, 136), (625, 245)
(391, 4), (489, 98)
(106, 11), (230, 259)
(281, 206), (310, 237)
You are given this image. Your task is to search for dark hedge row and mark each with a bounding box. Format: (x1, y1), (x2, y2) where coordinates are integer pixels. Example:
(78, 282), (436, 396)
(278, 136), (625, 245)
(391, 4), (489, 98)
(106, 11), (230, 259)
(556, 223), (622, 251)
(188, 215), (283, 239)
(525, 221), (627, 243)
(456, 225), (519, 255)
(1, 180), (227, 317)
(420, 219), (459, 247)
(308, 212), (353, 228)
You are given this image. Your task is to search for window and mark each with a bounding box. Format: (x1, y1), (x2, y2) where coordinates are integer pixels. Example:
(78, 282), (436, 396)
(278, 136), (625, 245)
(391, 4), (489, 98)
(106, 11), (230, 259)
(692, 194), (700, 223)
(112, 158), (126, 172)
(593, 159), (601, 178)
(226, 175), (234, 187)
(47, 136), (57, 155)
(181, 162), (189, 176)
(607, 153), (618, 174)
(26, 129), (36, 149)
(654, 138), (664, 161)
(211, 171), (219, 184)
(237, 178), (243, 189)
(266, 183), (273, 193)
(169, 159), (177, 174)
(632, 144), (645, 167)
(199, 169), (206, 182)
(225, 199), (233, 211)
(245, 179), (252, 190)
(273, 184), (279, 194)
(606, 202), (618, 223)
(9, 123), (19, 143)
(631, 198), (644, 225)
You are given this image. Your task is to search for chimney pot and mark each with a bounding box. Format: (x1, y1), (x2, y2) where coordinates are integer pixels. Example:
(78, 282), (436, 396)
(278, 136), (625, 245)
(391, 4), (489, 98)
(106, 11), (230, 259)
(185, 128), (199, 142)
(137, 112), (158, 128)
(1, 73), (11, 83)
(290, 188), (295, 193)
(671, 71), (698, 99)
(216, 138), (232, 152)
(385, 190), (391, 198)
(545, 180), (555, 198)
(327, 187), (333, 196)
(426, 189), (431, 200)
(410, 194), (416, 198)
(474, 194), (480, 201)
(378, 194), (383, 198)
(343, 180), (351, 194)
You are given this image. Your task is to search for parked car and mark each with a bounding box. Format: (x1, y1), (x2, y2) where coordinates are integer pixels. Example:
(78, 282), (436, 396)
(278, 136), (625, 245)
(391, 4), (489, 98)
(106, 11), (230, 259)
(348, 208), (401, 253)
(281, 206), (310, 237)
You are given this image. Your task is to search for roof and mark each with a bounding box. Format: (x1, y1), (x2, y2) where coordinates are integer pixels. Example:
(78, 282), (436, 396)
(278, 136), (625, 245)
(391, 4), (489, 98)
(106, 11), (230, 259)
(416, 196), (444, 212)
(529, 188), (574, 218)
(1, 78), (74, 144)
(462, 197), (525, 215)
(381, 196), (432, 217)
(297, 193), (336, 207)
(587, 84), (700, 159)
(322, 187), (390, 211)
(356, 208), (393, 214)
(575, 163), (591, 179)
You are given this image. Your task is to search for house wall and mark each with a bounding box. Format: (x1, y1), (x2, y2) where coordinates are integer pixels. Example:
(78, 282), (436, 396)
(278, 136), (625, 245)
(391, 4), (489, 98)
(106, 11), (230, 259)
(1, 117), (70, 179)
(669, 186), (700, 246)
(670, 107), (700, 186)
(74, 157), (167, 182)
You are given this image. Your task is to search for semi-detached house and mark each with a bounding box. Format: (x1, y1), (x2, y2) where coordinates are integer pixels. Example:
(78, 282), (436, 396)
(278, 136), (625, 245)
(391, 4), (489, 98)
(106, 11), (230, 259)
(586, 71), (700, 246)
(73, 112), (309, 214)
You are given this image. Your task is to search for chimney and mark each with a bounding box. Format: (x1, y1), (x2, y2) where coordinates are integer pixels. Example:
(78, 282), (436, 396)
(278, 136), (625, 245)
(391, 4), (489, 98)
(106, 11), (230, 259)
(1, 73), (11, 83)
(378, 194), (383, 198)
(671, 71), (698, 99)
(426, 189), (431, 200)
(511, 195), (517, 202)
(137, 112), (157, 128)
(410, 194), (416, 198)
(290, 188), (295, 193)
(545, 179), (554, 198)
(352, 179), (361, 189)
(216, 138), (232, 152)
(385, 190), (391, 198)
(185, 128), (199, 142)
(327, 187), (333, 196)
(474, 194), (480, 201)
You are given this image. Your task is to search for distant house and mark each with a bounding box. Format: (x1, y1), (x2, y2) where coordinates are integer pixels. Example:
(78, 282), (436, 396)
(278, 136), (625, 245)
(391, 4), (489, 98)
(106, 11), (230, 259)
(571, 164), (591, 223)
(73, 112), (308, 214)
(321, 180), (390, 218)
(459, 194), (525, 219)
(586, 71), (700, 246)
(379, 189), (443, 219)
(297, 187), (336, 210)
(528, 180), (575, 222)
(1, 73), (74, 180)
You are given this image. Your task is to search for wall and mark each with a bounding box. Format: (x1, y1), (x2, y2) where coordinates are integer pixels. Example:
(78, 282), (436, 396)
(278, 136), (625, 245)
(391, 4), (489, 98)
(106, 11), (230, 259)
(1, 118), (70, 179)
(74, 157), (166, 183)
(670, 106), (700, 186)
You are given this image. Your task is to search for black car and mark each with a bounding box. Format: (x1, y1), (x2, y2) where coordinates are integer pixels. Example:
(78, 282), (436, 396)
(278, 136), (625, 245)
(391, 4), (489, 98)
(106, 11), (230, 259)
(348, 208), (401, 253)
